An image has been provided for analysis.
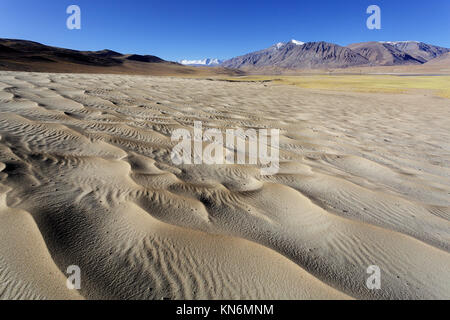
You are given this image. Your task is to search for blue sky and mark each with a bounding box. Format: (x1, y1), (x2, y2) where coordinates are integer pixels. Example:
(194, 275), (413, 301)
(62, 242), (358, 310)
(1, 0), (449, 61)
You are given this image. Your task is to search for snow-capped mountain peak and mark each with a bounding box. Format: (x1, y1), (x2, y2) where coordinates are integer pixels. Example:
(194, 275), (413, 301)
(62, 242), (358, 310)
(272, 40), (304, 50)
(290, 39), (305, 46)
(179, 58), (223, 66)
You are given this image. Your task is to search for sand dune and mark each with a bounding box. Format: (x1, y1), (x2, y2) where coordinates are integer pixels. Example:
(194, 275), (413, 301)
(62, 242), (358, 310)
(0, 71), (449, 299)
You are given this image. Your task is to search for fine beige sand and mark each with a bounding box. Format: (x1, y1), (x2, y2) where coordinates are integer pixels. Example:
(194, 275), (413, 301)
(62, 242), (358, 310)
(0, 71), (449, 300)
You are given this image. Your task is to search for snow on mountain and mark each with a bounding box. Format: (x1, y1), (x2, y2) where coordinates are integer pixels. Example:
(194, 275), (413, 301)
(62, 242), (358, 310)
(179, 58), (223, 66)
(290, 39), (305, 46)
(181, 41), (305, 67)
(273, 40), (304, 50)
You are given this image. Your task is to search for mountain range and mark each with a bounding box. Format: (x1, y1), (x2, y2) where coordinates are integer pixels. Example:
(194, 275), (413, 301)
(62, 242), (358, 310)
(221, 40), (368, 69)
(221, 40), (450, 70)
(1, 38), (448, 75)
(0, 38), (241, 76)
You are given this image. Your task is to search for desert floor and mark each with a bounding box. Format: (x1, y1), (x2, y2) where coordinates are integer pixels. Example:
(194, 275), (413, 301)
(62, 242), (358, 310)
(0, 71), (449, 299)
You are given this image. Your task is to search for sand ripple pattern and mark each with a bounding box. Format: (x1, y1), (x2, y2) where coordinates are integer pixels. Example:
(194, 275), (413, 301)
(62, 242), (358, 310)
(0, 71), (449, 299)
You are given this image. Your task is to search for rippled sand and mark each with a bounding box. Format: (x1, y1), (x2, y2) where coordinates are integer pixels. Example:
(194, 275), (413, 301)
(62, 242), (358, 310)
(0, 71), (449, 299)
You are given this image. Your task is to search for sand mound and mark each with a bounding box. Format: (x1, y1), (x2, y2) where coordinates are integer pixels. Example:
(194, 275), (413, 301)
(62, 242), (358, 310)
(0, 71), (449, 299)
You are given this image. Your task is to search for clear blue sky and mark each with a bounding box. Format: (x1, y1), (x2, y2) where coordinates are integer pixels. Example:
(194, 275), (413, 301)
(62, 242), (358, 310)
(1, 0), (449, 61)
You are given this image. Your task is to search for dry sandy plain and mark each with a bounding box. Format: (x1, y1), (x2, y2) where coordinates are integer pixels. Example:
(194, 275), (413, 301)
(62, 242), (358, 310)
(0, 70), (449, 300)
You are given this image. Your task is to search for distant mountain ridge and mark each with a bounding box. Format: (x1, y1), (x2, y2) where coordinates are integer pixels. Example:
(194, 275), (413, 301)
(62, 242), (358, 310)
(221, 40), (450, 70)
(384, 41), (450, 62)
(221, 40), (369, 69)
(0, 38), (242, 76)
(0, 38), (170, 67)
(1, 38), (448, 74)
(347, 42), (424, 66)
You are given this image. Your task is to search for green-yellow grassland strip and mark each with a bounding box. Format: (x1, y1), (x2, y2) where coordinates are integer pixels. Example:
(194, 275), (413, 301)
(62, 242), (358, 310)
(222, 75), (450, 98)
